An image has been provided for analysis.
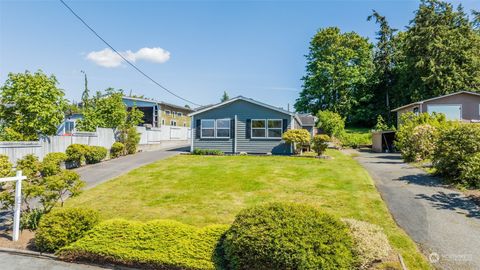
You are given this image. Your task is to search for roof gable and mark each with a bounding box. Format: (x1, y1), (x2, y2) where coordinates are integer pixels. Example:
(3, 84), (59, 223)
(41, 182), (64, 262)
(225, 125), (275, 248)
(189, 96), (294, 116)
(391, 91), (480, 112)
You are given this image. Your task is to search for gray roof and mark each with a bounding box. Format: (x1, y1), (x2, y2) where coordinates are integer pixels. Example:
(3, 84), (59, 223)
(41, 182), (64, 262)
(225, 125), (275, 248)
(122, 96), (194, 112)
(391, 91), (480, 112)
(296, 114), (316, 126)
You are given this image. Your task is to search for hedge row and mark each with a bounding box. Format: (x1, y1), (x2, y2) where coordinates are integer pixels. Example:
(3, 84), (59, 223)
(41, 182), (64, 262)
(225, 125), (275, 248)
(50, 203), (392, 270)
(66, 144), (108, 168)
(396, 112), (480, 188)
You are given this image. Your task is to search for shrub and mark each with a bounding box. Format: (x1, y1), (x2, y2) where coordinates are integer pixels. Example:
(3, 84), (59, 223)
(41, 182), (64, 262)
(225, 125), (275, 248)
(66, 144), (89, 167)
(110, 142), (125, 158)
(433, 124), (480, 185)
(20, 208), (44, 231)
(16, 154), (42, 178)
(460, 153), (480, 188)
(41, 152), (67, 177)
(342, 219), (391, 269)
(35, 207), (99, 252)
(0, 154), (13, 177)
(395, 112), (450, 162)
(192, 149), (224, 155)
(120, 127), (140, 155)
(282, 129), (311, 154)
(339, 132), (371, 148)
(373, 115), (390, 131)
(312, 134), (330, 155)
(222, 202), (355, 270)
(317, 110), (345, 137)
(59, 219), (229, 270)
(84, 146), (108, 164)
(401, 124), (438, 162)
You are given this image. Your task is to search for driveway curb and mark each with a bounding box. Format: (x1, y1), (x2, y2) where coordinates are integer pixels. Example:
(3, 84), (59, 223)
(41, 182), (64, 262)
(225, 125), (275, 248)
(0, 247), (57, 259)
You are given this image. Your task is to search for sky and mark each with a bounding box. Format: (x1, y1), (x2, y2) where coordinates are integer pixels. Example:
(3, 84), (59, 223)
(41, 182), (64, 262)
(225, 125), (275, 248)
(1, 0), (478, 110)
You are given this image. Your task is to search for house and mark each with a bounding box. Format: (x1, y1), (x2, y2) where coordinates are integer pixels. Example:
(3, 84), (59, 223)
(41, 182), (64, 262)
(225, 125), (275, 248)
(189, 96), (314, 155)
(391, 91), (480, 125)
(122, 96), (194, 128)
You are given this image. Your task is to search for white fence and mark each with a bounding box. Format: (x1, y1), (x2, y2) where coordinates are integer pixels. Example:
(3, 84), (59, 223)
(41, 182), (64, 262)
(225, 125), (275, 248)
(0, 126), (191, 164)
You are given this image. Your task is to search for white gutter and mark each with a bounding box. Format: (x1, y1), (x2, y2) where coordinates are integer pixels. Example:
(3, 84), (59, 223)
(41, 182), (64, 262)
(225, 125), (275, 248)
(190, 116), (194, 152)
(234, 115), (237, 153)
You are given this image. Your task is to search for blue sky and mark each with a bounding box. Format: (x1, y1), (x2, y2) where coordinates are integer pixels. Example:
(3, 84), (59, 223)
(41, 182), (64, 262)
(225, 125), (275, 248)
(1, 0), (478, 109)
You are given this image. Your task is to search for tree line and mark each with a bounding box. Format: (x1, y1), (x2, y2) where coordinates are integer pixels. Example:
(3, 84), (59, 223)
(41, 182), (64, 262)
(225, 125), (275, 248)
(295, 0), (480, 126)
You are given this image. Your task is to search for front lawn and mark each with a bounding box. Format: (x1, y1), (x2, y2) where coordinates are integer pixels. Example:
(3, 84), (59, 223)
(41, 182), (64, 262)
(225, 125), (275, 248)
(66, 149), (429, 269)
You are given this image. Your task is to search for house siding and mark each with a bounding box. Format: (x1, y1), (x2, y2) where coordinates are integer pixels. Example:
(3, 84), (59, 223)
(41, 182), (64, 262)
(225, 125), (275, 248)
(192, 100), (292, 154)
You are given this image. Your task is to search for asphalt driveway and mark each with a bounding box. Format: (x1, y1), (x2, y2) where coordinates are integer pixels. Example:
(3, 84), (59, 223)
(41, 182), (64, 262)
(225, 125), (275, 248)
(75, 146), (188, 188)
(354, 150), (480, 270)
(0, 252), (110, 270)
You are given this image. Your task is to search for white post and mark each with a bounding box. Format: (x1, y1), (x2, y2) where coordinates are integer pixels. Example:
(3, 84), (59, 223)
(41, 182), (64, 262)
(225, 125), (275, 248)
(12, 171), (23, 241)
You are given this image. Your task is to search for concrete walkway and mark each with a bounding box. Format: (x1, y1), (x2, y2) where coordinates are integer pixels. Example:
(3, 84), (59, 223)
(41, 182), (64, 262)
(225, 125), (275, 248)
(354, 150), (480, 270)
(0, 252), (110, 270)
(76, 146), (188, 188)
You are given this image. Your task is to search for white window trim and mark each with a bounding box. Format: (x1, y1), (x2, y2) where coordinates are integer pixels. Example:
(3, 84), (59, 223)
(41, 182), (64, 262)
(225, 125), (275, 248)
(200, 119), (231, 139)
(427, 104), (463, 120)
(200, 119), (216, 138)
(216, 118), (231, 139)
(251, 119), (283, 139)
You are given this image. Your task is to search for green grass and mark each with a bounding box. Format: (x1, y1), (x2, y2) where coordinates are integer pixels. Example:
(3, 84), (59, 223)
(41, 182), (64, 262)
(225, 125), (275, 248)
(67, 149), (430, 269)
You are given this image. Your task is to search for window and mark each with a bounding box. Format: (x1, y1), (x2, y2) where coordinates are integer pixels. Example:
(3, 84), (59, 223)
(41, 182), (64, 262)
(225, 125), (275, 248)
(161, 119), (165, 125)
(200, 119), (230, 138)
(251, 119), (283, 138)
(165, 110), (171, 115)
(268, 120), (282, 138)
(65, 121), (75, 134)
(251, 120), (266, 138)
(216, 119), (230, 138)
(170, 120), (177, 126)
(428, 105), (461, 120)
(177, 112), (182, 117)
(413, 107), (420, 115)
(201, 119), (215, 138)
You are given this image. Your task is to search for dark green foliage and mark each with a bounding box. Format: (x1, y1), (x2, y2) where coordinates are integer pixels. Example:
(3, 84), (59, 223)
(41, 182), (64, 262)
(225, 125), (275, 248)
(110, 142), (125, 158)
(119, 127), (140, 155)
(66, 144), (89, 168)
(222, 202), (355, 270)
(433, 124), (480, 186)
(41, 152), (67, 177)
(459, 153), (480, 188)
(16, 154), (42, 179)
(58, 219), (229, 270)
(295, 27), (374, 123)
(192, 149), (224, 156)
(312, 134), (330, 155)
(317, 110), (345, 137)
(84, 146), (107, 164)
(35, 208), (99, 252)
(41, 170), (84, 210)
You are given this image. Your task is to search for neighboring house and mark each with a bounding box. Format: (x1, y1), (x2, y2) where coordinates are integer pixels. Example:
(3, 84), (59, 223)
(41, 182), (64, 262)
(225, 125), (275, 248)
(296, 114), (317, 137)
(57, 113), (83, 135)
(392, 91), (480, 125)
(122, 96), (194, 128)
(189, 96), (313, 155)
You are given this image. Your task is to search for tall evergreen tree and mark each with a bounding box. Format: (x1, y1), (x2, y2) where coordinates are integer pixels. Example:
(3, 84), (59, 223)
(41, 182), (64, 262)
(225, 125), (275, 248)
(367, 10), (398, 123)
(221, 91), (230, 102)
(295, 27), (374, 123)
(401, 0), (480, 101)
(80, 70), (90, 109)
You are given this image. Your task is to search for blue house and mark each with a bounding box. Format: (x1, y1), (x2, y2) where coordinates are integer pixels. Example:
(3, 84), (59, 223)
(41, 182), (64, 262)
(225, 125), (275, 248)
(189, 96), (314, 155)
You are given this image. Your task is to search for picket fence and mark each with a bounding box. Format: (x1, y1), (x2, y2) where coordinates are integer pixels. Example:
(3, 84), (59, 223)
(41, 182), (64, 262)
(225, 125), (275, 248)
(0, 126), (191, 163)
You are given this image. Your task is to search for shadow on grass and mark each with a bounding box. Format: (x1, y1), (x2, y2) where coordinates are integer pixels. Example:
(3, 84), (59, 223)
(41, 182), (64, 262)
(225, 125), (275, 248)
(415, 191), (480, 219)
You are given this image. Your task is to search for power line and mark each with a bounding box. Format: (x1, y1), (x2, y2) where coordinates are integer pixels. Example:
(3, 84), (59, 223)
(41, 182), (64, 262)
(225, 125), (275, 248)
(59, 0), (201, 107)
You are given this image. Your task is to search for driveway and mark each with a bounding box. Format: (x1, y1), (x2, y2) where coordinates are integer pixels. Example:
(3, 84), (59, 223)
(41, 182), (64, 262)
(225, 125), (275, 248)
(354, 151), (480, 270)
(75, 146), (188, 188)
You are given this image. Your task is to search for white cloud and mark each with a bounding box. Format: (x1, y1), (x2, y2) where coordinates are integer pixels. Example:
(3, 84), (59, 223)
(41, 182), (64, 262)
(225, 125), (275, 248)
(86, 47), (170, 68)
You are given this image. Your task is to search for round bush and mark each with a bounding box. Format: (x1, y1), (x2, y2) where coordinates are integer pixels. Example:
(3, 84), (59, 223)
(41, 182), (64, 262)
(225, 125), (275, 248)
(433, 124), (480, 181)
(222, 202), (355, 270)
(312, 134), (330, 155)
(342, 219), (391, 269)
(35, 207), (99, 252)
(459, 152), (480, 188)
(41, 152), (67, 177)
(110, 142), (125, 158)
(406, 124), (438, 162)
(84, 146), (108, 164)
(66, 144), (89, 167)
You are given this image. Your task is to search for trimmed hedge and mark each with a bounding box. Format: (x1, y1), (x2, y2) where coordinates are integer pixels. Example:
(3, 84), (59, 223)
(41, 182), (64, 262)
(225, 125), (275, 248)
(84, 146), (108, 164)
(35, 208), (100, 252)
(66, 144), (89, 168)
(221, 202), (355, 270)
(192, 149), (224, 156)
(110, 142), (125, 158)
(59, 219), (229, 270)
